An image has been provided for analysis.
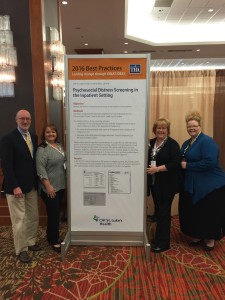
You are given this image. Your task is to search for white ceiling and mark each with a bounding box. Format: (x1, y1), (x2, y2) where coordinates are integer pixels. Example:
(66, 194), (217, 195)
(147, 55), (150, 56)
(152, 0), (225, 25)
(126, 0), (225, 45)
(60, 0), (225, 69)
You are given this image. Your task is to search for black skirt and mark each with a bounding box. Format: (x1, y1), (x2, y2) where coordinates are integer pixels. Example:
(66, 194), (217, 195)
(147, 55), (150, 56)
(179, 185), (225, 240)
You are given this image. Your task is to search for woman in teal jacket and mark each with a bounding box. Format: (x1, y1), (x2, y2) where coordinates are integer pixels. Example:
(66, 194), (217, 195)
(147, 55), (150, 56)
(179, 111), (225, 251)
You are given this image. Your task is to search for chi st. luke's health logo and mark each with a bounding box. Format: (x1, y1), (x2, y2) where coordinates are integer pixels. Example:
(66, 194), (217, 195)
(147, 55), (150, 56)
(93, 215), (100, 222)
(93, 215), (123, 226)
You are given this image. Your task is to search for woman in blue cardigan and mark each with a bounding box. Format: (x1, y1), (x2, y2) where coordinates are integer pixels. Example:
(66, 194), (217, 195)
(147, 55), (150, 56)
(179, 111), (225, 251)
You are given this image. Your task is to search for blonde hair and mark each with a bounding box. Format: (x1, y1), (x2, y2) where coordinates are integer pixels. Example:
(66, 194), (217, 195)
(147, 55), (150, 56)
(152, 118), (170, 135)
(185, 111), (202, 126)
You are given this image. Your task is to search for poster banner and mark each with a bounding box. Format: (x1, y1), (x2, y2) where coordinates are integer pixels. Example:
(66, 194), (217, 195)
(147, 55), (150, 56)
(66, 55), (150, 236)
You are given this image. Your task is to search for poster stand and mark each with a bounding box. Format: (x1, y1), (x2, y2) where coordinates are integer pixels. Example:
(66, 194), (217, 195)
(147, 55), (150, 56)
(62, 54), (151, 261)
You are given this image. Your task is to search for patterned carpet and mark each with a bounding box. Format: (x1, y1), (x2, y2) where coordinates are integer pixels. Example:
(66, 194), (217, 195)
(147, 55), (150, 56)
(0, 216), (225, 300)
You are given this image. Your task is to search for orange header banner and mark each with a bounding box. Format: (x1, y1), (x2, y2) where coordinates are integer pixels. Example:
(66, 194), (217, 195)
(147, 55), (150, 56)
(68, 57), (147, 80)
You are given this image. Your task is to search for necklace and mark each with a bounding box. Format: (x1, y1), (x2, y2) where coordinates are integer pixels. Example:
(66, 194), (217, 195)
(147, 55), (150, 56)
(45, 140), (65, 156)
(190, 131), (201, 144)
(152, 137), (168, 159)
(182, 132), (201, 157)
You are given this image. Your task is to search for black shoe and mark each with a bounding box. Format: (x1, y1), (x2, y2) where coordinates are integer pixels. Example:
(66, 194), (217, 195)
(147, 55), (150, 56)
(204, 244), (214, 251)
(147, 215), (157, 222)
(150, 238), (155, 244)
(151, 245), (170, 253)
(28, 244), (41, 251)
(52, 244), (61, 253)
(18, 251), (31, 263)
(204, 241), (215, 251)
(48, 239), (62, 245)
(61, 216), (67, 222)
(189, 239), (202, 246)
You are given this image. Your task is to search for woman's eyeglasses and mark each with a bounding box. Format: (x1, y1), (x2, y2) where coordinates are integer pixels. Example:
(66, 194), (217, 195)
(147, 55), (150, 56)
(187, 125), (199, 129)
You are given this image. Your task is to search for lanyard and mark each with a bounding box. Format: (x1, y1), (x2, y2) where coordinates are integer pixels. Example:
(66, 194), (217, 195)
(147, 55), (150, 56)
(151, 137), (168, 159)
(182, 132), (201, 158)
(45, 141), (65, 156)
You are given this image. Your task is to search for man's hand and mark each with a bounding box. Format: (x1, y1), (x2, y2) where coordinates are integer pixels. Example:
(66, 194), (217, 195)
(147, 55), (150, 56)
(13, 187), (24, 198)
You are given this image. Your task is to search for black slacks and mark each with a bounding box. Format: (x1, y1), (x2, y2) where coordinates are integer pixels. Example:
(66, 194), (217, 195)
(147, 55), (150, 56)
(41, 189), (64, 245)
(151, 184), (175, 247)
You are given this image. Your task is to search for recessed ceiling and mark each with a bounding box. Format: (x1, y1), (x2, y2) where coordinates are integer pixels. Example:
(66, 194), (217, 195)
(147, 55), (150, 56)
(61, 0), (225, 69)
(126, 0), (225, 45)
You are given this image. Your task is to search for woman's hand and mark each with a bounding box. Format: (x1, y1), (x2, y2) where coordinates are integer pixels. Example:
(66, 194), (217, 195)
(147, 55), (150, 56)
(181, 161), (187, 169)
(46, 185), (56, 198)
(41, 178), (56, 198)
(146, 165), (159, 175)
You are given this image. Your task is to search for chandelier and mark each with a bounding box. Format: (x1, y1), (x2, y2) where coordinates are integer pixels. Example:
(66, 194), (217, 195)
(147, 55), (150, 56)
(50, 27), (65, 101)
(0, 15), (17, 97)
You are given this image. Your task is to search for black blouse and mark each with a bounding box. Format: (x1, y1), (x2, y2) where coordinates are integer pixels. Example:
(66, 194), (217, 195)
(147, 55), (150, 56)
(147, 136), (182, 195)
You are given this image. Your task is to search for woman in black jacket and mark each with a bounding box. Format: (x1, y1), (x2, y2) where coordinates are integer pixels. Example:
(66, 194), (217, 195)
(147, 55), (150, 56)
(147, 118), (181, 253)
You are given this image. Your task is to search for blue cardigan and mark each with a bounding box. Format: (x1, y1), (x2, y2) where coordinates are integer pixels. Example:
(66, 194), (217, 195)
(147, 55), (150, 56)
(181, 132), (225, 204)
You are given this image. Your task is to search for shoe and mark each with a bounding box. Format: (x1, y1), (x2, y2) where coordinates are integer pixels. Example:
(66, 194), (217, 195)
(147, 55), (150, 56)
(151, 245), (170, 253)
(52, 244), (61, 253)
(204, 244), (214, 251)
(28, 244), (41, 251)
(48, 239), (62, 245)
(150, 238), (155, 244)
(189, 239), (202, 246)
(147, 215), (157, 222)
(61, 216), (67, 222)
(18, 251), (31, 263)
(204, 240), (215, 251)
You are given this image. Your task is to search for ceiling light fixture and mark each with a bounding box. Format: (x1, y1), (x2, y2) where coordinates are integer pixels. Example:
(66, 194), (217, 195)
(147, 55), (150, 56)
(84, 43), (88, 46)
(49, 27), (65, 101)
(208, 9), (213, 12)
(62, 1), (68, 5)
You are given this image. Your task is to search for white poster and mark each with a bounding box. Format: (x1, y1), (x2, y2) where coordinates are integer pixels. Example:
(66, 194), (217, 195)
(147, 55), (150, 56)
(66, 55), (149, 237)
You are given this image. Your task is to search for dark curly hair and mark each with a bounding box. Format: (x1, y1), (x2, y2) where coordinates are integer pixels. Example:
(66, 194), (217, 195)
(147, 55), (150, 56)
(39, 124), (59, 147)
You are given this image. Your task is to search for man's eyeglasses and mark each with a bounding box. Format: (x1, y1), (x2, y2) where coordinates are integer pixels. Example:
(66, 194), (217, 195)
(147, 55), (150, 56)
(18, 117), (31, 121)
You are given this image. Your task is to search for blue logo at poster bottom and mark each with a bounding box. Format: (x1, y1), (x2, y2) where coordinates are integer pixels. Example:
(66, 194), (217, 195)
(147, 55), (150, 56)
(130, 64), (141, 74)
